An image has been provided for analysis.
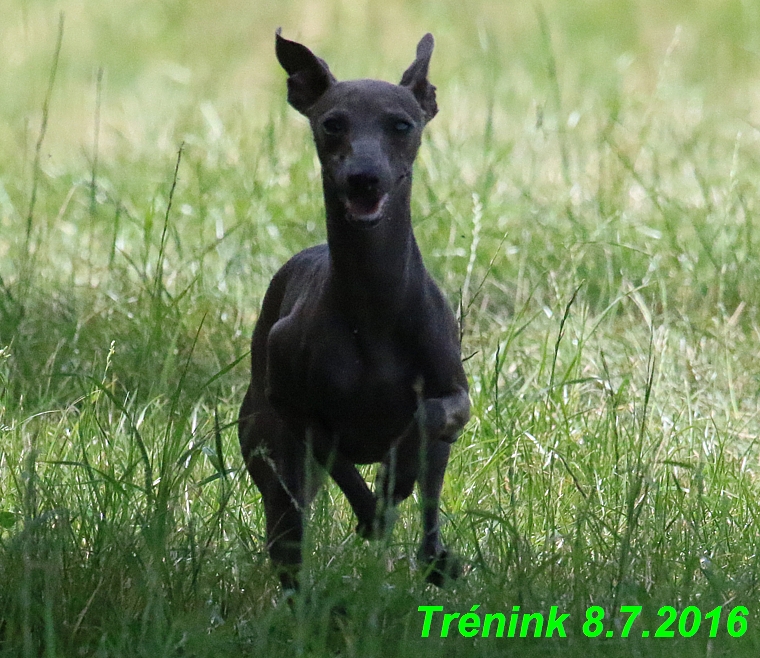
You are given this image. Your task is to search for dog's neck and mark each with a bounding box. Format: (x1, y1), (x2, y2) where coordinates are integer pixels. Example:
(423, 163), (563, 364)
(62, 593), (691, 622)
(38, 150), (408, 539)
(323, 179), (421, 316)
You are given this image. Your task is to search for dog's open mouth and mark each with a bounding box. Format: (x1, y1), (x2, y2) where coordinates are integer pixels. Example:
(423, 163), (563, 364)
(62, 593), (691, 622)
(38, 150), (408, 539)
(344, 192), (388, 225)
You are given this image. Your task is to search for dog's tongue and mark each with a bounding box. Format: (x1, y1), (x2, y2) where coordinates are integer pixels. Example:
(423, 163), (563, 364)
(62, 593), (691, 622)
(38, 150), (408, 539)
(345, 192), (387, 220)
(347, 196), (379, 216)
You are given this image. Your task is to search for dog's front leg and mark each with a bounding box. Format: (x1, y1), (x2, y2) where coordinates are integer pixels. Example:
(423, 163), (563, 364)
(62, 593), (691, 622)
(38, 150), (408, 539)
(306, 426), (378, 538)
(417, 437), (460, 585)
(329, 454), (379, 538)
(411, 384), (468, 585)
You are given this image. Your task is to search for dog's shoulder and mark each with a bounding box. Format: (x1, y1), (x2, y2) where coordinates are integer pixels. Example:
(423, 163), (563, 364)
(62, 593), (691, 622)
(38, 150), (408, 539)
(264, 243), (330, 317)
(271, 243), (329, 292)
(279, 243), (329, 275)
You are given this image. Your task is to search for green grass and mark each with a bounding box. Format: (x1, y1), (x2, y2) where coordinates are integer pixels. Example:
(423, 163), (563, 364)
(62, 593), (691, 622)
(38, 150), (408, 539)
(2, 0), (760, 656)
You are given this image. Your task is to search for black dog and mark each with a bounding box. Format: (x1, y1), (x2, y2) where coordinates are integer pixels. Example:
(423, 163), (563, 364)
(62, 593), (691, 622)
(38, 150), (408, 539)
(238, 31), (470, 591)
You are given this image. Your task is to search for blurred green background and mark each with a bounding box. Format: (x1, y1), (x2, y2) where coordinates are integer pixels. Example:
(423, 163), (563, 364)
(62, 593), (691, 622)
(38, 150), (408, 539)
(3, 0), (760, 169)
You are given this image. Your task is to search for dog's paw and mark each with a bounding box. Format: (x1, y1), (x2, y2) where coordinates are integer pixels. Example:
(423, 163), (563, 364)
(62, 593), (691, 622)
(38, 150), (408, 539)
(420, 549), (461, 587)
(355, 517), (379, 540)
(356, 504), (398, 540)
(415, 390), (470, 444)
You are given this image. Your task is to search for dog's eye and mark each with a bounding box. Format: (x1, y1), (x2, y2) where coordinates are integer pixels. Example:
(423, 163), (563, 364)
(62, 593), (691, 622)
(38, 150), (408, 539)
(393, 120), (413, 134)
(322, 117), (346, 135)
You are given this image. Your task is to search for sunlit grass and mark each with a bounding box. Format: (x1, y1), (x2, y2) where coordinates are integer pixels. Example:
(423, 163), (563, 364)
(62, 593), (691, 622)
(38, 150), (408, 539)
(1, 1), (760, 656)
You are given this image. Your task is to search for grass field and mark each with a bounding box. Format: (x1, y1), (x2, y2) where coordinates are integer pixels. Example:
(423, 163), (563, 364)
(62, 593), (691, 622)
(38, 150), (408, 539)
(2, 1), (760, 656)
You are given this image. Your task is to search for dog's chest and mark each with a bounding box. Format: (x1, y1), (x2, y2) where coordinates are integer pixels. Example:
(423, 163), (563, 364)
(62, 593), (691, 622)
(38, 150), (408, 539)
(269, 309), (418, 445)
(315, 325), (419, 454)
(320, 324), (413, 401)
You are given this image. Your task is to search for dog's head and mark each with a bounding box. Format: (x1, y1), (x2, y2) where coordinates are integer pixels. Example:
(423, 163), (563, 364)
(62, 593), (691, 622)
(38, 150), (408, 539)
(275, 30), (437, 227)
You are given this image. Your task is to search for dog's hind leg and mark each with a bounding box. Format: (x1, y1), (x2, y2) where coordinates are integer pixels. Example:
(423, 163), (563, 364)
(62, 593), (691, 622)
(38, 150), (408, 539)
(261, 480), (304, 592)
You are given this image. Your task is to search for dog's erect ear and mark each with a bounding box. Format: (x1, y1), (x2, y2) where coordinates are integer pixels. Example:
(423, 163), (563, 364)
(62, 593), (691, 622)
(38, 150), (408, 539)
(399, 33), (438, 122)
(275, 29), (336, 116)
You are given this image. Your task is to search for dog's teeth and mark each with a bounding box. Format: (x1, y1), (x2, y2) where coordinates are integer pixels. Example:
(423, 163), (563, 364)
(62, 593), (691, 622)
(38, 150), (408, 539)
(346, 193), (387, 222)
